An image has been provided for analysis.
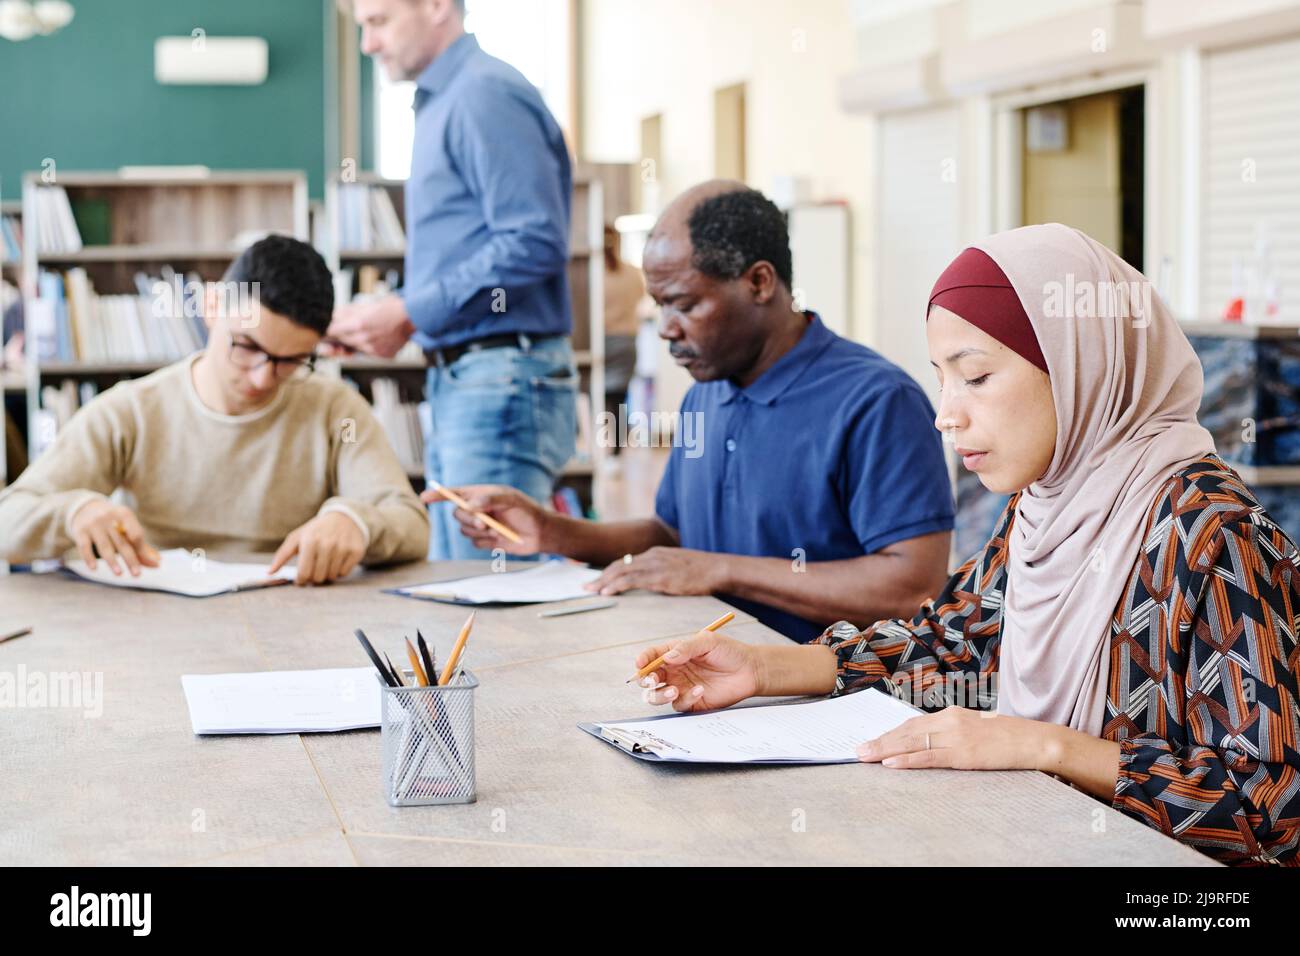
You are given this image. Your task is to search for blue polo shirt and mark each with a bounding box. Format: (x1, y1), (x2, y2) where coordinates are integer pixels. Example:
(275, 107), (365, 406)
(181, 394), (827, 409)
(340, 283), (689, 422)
(654, 314), (954, 642)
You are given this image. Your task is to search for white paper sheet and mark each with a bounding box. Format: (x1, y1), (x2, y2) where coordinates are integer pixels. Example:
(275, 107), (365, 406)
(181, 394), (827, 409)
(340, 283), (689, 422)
(65, 548), (295, 597)
(594, 688), (921, 763)
(181, 666), (381, 734)
(394, 560), (602, 604)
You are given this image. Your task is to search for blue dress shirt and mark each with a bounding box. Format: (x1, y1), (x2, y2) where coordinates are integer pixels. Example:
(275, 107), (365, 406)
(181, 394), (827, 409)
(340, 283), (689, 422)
(401, 33), (572, 349)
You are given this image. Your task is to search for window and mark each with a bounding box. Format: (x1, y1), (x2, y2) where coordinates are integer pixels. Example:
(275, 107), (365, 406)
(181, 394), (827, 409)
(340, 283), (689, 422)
(375, 0), (571, 181)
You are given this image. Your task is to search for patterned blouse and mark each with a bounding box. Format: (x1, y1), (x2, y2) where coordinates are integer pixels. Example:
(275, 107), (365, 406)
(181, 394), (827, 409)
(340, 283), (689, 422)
(818, 454), (1300, 866)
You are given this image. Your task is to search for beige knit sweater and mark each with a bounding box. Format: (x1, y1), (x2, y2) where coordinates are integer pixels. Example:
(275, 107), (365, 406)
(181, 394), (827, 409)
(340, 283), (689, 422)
(0, 356), (429, 565)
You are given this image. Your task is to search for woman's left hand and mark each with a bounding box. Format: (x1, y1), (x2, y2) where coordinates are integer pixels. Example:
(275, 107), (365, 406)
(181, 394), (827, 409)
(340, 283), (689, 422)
(857, 705), (1059, 771)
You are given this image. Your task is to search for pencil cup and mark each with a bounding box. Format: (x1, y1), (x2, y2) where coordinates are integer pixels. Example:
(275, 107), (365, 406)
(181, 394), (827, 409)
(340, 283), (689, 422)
(379, 670), (478, 806)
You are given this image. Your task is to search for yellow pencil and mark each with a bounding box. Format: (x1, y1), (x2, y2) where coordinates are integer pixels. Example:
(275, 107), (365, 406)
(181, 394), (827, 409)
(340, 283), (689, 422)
(405, 638), (429, 687)
(625, 611), (735, 684)
(439, 611), (476, 685)
(429, 481), (523, 544)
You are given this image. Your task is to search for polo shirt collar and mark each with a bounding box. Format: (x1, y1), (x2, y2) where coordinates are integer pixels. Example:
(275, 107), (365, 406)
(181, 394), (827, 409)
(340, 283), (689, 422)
(720, 312), (835, 406)
(414, 32), (479, 97)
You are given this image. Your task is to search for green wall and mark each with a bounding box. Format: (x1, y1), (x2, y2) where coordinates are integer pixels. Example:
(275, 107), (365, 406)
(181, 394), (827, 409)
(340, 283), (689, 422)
(0, 0), (328, 199)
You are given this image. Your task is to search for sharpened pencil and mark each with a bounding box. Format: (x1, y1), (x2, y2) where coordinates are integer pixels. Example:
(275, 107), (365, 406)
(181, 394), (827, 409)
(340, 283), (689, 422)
(624, 611), (735, 684)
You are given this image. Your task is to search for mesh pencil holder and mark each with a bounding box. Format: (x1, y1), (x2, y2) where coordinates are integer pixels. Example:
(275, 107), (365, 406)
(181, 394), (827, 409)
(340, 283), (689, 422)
(379, 670), (478, 807)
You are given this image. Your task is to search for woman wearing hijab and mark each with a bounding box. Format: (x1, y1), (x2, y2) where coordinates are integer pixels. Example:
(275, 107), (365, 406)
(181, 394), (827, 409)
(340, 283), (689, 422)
(630, 223), (1300, 866)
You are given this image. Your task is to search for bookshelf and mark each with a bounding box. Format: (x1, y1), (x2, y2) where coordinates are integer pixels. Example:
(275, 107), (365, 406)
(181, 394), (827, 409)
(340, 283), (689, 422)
(565, 175), (607, 514)
(21, 170), (309, 463)
(1, 199), (21, 496)
(320, 172), (425, 485)
(321, 171), (607, 516)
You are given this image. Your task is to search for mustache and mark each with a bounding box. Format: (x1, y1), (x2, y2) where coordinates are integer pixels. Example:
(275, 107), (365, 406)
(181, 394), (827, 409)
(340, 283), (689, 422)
(668, 345), (698, 359)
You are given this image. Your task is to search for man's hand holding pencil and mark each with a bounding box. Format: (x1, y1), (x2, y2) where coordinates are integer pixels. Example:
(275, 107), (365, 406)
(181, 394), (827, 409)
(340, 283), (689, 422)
(421, 483), (547, 554)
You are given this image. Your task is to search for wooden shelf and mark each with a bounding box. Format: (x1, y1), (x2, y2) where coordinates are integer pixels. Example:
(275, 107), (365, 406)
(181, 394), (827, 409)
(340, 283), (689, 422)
(1234, 464), (1300, 486)
(335, 357), (426, 372)
(339, 248), (406, 260)
(37, 244), (246, 263)
(37, 361), (166, 376)
(42, 170), (306, 188)
(1181, 319), (1300, 339)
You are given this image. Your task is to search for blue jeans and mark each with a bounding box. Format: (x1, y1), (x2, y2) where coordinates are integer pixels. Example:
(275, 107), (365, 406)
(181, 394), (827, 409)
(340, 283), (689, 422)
(424, 335), (578, 560)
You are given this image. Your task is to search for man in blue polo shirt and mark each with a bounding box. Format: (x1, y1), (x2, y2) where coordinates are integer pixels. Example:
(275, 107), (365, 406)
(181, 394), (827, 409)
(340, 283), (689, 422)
(429, 181), (954, 641)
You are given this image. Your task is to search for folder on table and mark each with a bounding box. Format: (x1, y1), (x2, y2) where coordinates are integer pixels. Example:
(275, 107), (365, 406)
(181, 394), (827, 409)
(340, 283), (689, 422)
(63, 548), (295, 597)
(181, 666), (381, 735)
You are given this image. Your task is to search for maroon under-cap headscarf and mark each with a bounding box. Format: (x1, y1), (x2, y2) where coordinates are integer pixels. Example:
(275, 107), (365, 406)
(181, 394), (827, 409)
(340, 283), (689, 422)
(926, 247), (1048, 374)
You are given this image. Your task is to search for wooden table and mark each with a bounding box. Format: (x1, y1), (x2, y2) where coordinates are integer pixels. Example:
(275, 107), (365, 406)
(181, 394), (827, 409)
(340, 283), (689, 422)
(0, 560), (1216, 866)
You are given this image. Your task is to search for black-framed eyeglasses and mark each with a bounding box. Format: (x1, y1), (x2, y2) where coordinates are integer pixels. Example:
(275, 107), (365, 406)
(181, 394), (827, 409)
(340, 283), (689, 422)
(228, 337), (317, 381)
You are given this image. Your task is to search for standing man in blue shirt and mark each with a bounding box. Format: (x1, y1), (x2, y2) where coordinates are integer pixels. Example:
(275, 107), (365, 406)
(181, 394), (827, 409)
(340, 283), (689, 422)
(331, 0), (577, 559)
(430, 181), (955, 642)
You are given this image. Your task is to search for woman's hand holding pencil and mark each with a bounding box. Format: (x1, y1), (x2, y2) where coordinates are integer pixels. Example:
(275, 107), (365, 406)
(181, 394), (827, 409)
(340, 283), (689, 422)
(629, 612), (760, 713)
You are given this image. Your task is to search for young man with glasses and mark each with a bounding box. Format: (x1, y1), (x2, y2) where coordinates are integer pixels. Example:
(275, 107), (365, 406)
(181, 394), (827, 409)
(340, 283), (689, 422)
(0, 235), (428, 584)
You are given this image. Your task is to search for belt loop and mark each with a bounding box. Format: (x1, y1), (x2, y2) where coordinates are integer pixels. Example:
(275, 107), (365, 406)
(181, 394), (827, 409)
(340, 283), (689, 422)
(518, 332), (532, 353)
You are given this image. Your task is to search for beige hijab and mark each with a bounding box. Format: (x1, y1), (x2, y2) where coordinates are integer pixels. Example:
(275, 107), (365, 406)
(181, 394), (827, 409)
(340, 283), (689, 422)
(971, 224), (1214, 736)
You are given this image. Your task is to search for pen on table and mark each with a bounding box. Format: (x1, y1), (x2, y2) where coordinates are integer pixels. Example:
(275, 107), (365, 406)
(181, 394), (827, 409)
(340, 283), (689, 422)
(625, 611), (735, 684)
(416, 630), (437, 686)
(439, 611), (475, 686)
(384, 651), (405, 687)
(354, 628), (397, 687)
(538, 599), (617, 619)
(0, 627), (32, 645)
(427, 480), (523, 544)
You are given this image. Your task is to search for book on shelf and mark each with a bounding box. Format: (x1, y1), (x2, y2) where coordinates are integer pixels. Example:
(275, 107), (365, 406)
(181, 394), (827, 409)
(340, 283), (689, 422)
(1, 213), (22, 262)
(383, 340), (425, 364)
(338, 183), (405, 251)
(574, 390), (593, 462)
(32, 185), (84, 255)
(334, 264), (402, 307)
(354, 375), (425, 477)
(32, 378), (98, 454)
(34, 267), (208, 365)
(551, 486), (584, 517)
(332, 269), (353, 311)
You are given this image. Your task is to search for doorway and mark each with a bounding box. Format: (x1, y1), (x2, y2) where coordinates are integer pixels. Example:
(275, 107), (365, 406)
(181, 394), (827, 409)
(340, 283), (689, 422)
(1019, 85), (1145, 270)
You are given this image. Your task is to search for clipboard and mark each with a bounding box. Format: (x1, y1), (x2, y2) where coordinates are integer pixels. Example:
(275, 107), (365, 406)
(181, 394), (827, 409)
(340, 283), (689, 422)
(384, 559), (602, 606)
(579, 687), (922, 765)
(578, 701), (860, 766)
